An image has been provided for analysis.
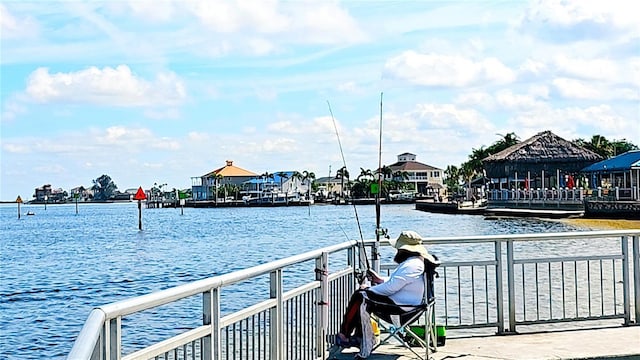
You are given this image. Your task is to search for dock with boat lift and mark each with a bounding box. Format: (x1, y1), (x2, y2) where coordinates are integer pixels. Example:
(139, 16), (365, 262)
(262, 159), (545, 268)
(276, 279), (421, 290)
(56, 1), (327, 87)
(67, 230), (640, 360)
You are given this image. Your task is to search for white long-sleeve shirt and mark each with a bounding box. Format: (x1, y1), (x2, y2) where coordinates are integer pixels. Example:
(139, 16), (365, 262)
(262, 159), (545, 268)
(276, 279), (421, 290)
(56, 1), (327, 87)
(368, 256), (425, 306)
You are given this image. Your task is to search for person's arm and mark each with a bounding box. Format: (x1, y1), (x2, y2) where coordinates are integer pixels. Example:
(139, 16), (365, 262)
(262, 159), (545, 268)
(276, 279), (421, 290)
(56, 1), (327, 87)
(368, 259), (423, 296)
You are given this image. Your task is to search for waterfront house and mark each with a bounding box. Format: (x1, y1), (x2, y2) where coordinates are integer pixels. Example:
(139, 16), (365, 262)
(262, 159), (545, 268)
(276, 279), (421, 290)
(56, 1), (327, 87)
(580, 150), (640, 218)
(481, 131), (604, 214)
(243, 171), (307, 195)
(69, 186), (93, 201)
(34, 184), (66, 203)
(581, 150), (640, 195)
(482, 131), (603, 191)
(191, 160), (257, 201)
(386, 153), (444, 198)
(314, 176), (343, 201)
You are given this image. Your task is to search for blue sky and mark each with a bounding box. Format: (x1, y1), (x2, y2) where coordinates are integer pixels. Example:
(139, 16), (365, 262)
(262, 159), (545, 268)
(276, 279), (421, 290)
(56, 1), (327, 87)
(1, 0), (638, 200)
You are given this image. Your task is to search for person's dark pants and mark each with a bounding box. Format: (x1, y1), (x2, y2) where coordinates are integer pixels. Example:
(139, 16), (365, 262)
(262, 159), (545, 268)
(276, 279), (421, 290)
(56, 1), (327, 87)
(340, 289), (400, 337)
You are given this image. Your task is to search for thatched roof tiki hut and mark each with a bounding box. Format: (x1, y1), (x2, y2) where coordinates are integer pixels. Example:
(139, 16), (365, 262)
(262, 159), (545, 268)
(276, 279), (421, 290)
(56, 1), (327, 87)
(482, 131), (603, 192)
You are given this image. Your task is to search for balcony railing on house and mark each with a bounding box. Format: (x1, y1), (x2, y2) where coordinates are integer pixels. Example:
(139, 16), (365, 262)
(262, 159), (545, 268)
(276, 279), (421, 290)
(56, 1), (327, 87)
(67, 230), (640, 360)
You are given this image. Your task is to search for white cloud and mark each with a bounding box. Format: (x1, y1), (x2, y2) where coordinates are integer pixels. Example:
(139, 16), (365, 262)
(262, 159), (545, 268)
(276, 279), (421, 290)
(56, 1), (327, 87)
(184, 0), (366, 51)
(337, 81), (361, 94)
(495, 90), (542, 110)
(0, 4), (40, 39)
(144, 108), (181, 120)
(267, 120), (301, 134)
(408, 103), (494, 135)
(25, 65), (186, 107)
(456, 89), (547, 111)
(519, 0), (639, 42)
(553, 55), (618, 81)
(510, 104), (634, 140)
(187, 0), (288, 34)
(1, 95), (28, 122)
(518, 58), (548, 78)
(528, 85), (550, 100)
(454, 92), (495, 110)
(96, 126), (181, 152)
(33, 164), (66, 175)
(122, 1), (176, 23)
(261, 137), (297, 153)
(553, 78), (602, 100)
(187, 131), (210, 142)
(2, 143), (30, 154)
(383, 51), (515, 87)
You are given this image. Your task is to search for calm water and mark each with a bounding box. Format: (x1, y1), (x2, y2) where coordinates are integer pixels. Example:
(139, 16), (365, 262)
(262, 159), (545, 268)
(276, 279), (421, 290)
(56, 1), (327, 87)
(0, 202), (584, 359)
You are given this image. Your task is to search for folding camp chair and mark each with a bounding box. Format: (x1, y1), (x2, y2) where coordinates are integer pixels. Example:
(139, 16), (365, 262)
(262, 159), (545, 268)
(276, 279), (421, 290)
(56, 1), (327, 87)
(368, 256), (440, 360)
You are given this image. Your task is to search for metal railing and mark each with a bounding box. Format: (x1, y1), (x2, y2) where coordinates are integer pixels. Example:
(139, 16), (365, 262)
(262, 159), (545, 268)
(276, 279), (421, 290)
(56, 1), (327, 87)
(487, 186), (639, 203)
(68, 230), (640, 360)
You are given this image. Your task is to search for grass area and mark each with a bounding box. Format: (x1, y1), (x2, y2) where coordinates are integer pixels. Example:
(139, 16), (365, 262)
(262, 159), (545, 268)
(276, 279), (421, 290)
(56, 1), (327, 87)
(561, 218), (640, 230)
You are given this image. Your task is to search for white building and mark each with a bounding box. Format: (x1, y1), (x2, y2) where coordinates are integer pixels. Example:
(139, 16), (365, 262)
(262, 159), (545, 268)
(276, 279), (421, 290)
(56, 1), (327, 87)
(386, 153), (444, 197)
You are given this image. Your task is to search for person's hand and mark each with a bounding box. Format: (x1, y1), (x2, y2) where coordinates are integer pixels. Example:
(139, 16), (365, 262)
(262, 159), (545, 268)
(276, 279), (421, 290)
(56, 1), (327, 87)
(366, 269), (384, 285)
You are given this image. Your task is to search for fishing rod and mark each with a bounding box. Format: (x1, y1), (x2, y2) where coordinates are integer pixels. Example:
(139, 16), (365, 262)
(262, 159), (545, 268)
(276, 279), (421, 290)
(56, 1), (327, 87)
(326, 101), (370, 277)
(374, 92), (387, 273)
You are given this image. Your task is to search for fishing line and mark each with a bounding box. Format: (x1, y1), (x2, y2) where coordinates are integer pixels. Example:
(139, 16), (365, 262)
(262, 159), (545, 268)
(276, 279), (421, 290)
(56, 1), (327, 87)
(326, 100), (370, 273)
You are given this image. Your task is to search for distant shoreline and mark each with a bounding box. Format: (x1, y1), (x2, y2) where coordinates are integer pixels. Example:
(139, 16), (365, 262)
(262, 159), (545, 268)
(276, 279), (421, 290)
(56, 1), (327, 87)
(0, 200), (132, 204)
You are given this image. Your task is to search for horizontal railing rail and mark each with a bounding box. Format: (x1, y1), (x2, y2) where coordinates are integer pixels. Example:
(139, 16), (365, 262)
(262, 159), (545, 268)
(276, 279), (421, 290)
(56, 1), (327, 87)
(68, 230), (640, 360)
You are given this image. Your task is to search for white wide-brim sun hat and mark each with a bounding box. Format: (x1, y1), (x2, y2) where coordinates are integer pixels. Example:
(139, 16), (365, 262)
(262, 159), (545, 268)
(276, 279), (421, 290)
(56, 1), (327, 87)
(389, 230), (438, 264)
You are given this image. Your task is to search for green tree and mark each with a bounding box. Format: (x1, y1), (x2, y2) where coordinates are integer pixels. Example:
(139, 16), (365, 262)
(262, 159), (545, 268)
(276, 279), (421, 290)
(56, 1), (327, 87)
(574, 135), (638, 158)
(301, 170), (316, 199)
(460, 133), (520, 183)
(335, 166), (350, 199)
(444, 165), (461, 195)
(211, 173), (223, 203)
(611, 139), (638, 155)
(91, 174), (117, 201)
(275, 171), (289, 192)
(260, 172), (274, 192)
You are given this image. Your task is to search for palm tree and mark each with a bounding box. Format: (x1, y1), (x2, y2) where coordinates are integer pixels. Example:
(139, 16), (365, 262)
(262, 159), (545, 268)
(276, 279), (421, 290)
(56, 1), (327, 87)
(301, 170), (316, 199)
(261, 172), (274, 191)
(444, 165), (461, 196)
(460, 163), (475, 201)
(357, 168), (374, 182)
(290, 171), (303, 193)
(275, 171), (289, 193)
(335, 166), (349, 200)
(392, 170), (410, 191)
(212, 173), (223, 204)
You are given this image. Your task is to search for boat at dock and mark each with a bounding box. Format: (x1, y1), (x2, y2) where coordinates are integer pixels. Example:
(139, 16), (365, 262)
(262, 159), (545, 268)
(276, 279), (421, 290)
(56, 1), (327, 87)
(242, 189), (310, 206)
(415, 198), (487, 215)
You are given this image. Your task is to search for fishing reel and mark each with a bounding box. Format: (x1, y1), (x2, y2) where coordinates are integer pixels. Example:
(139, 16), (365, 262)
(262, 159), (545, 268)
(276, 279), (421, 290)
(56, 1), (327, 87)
(376, 227), (390, 239)
(354, 268), (368, 285)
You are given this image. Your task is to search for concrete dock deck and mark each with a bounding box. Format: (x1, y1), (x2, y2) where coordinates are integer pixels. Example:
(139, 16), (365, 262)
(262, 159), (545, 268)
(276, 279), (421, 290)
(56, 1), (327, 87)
(332, 326), (640, 359)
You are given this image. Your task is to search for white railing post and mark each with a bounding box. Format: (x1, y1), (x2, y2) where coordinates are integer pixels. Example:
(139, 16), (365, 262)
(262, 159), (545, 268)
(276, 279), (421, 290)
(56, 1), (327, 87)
(633, 236), (640, 324)
(103, 317), (120, 360)
(622, 236), (631, 325)
(507, 240), (516, 333)
(316, 252), (329, 359)
(202, 289), (220, 360)
(270, 269), (283, 359)
(495, 240), (505, 334)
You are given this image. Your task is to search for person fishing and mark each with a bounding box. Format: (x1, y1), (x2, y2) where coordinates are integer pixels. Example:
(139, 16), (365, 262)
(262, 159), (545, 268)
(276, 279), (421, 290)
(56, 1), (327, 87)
(335, 230), (439, 354)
